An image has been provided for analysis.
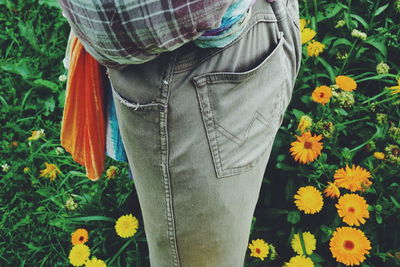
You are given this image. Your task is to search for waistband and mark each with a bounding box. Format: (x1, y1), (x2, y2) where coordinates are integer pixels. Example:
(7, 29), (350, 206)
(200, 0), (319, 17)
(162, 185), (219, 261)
(171, 0), (288, 74)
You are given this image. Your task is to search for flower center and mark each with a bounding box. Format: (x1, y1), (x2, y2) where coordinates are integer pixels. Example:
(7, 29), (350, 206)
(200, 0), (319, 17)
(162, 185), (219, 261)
(304, 141), (313, 149)
(348, 207), (355, 213)
(319, 92), (325, 98)
(255, 248), (261, 254)
(79, 236), (84, 241)
(343, 240), (355, 250)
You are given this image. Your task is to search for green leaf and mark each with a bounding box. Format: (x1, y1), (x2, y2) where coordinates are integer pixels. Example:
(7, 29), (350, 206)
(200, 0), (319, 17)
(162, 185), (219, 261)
(287, 210), (301, 224)
(389, 196), (400, 209)
(66, 216), (115, 222)
(364, 39), (387, 57)
(374, 3), (389, 17)
(292, 109), (305, 120)
(33, 79), (59, 92)
(350, 14), (369, 29)
(316, 57), (336, 82)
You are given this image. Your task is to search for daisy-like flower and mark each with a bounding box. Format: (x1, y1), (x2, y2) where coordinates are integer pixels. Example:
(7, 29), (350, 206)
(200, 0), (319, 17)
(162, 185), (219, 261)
(301, 28), (316, 44)
(71, 228), (89, 245)
(27, 129), (45, 141)
(39, 162), (61, 181)
(115, 214), (139, 238)
(105, 166), (118, 179)
(323, 182), (341, 199)
(334, 164), (372, 192)
(299, 18), (307, 31)
(69, 244), (91, 267)
(373, 152), (385, 160)
(284, 255), (314, 267)
(307, 40), (325, 57)
(291, 232), (316, 255)
(336, 194), (369, 226)
(290, 131), (323, 164)
(311, 85), (332, 105)
(297, 115), (313, 133)
(248, 238), (270, 260)
(294, 186), (324, 214)
(335, 76), (357, 92)
(329, 227), (371, 266)
(387, 78), (400, 94)
(1, 163), (10, 172)
(85, 257), (107, 267)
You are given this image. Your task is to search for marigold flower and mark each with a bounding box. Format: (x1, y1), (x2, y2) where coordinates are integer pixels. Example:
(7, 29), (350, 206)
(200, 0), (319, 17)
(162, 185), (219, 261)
(71, 228), (89, 245)
(387, 78), (400, 94)
(27, 129), (45, 141)
(284, 255), (314, 267)
(335, 76), (357, 92)
(248, 238), (270, 260)
(336, 194), (369, 226)
(105, 166), (118, 179)
(311, 85), (332, 105)
(85, 257), (107, 267)
(333, 164), (372, 192)
(69, 244), (91, 266)
(329, 227), (371, 266)
(291, 232), (316, 255)
(297, 115), (312, 133)
(324, 182), (340, 199)
(307, 40), (325, 57)
(299, 18), (307, 31)
(290, 131), (323, 164)
(294, 186), (324, 214)
(301, 28), (316, 44)
(373, 152), (385, 160)
(115, 214), (139, 238)
(39, 162), (61, 181)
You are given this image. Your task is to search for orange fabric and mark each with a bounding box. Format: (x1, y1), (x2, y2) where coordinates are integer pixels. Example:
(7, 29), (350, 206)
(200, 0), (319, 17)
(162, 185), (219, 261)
(60, 34), (105, 181)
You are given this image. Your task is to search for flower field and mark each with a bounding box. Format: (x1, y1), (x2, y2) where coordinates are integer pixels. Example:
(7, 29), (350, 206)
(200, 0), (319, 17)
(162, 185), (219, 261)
(1, 0), (399, 266)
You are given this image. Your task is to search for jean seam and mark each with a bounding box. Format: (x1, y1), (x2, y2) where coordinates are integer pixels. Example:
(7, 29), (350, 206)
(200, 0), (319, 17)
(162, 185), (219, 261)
(159, 51), (181, 267)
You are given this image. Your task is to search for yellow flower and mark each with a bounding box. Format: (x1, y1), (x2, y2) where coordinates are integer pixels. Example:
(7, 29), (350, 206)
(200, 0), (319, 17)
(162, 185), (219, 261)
(23, 167), (31, 174)
(115, 214), (139, 238)
(297, 115), (313, 133)
(39, 162), (61, 181)
(312, 85), (332, 105)
(299, 18), (307, 31)
(336, 194), (369, 226)
(323, 182), (341, 199)
(248, 238), (270, 260)
(105, 166), (118, 179)
(27, 129), (45, 141)
(294, 186), (324, 214)
(301, 28), (316, 44)
(329, 227), (371, 266)
(69, 244), (91, 267)
(71, 228), (89, 245)
(291, 232), (316, 255)
(85, 257), (107, 267)
(290, 131), (323, 164)
(307, 40), (325, 57)
(334, 164), (372, 192)
(387, 78), (400, 94)
(335, 76), (357, 92)
(284, 255), (314, 267)
(373, 152), (385, 160)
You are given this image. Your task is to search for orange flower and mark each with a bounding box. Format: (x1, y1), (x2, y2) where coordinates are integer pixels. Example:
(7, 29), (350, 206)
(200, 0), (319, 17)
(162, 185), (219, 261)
(71, 228), (89, 245)
(324, 182), (340, 199)
(336, 194), (369, 226)
(290, 131), (323, 164)
(334, 164), (372, 192)
(335, 76), (357, 92)
(312, 85), (332, 105)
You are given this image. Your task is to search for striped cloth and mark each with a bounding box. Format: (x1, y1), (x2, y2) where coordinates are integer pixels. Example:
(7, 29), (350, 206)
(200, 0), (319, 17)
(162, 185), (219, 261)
(59, 0), (255, 70)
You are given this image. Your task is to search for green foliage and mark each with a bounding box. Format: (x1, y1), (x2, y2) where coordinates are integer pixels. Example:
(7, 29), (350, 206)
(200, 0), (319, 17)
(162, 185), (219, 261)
(0, 0), (399, 266)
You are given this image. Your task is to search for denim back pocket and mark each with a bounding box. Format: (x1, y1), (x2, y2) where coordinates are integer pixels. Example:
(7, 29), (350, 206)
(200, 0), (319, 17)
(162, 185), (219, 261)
(192, 31), (288, 179)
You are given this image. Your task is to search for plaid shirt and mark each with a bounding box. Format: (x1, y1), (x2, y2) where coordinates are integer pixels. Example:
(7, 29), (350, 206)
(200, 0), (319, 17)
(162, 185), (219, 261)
(58, 0), (244, 70)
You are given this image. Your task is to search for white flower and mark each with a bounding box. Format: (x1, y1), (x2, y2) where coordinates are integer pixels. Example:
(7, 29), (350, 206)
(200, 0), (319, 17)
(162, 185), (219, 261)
(351, 29), (367, 40)
(58, 74), (67, 82)
(55, 147), (65, 155)
(2, 163), (10, 172)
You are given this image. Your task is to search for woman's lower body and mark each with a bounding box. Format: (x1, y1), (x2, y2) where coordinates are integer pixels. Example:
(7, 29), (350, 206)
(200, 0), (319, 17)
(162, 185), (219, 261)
(107, 0), (301, 266)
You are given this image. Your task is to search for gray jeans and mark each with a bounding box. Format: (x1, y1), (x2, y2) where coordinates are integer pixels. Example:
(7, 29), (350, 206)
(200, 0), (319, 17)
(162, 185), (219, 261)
(107, 0), (301, 266)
